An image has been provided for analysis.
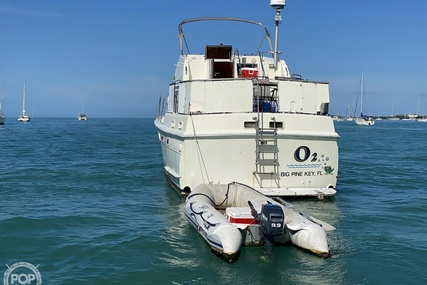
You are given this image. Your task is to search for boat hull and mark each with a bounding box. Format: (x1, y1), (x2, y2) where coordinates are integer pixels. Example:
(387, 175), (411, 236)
(155, 113), (338, 197)
(78, 113), (88, 121)
(354, 117), (375, 126)
(18, 115), (30, 122)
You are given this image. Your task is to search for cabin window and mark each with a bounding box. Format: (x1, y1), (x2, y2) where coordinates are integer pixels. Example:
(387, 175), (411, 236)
(244, 121), (257, 128)
(173, 87), (179, 113)
(269, 121), (283, 128)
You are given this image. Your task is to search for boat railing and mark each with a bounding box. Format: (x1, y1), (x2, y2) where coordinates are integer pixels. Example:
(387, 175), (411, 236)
(274, 75), (329, 85)
(178, 17), (273, 56)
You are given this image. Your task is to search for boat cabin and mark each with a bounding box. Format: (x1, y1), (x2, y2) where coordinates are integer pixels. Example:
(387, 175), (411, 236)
(170, 44), (330, 116)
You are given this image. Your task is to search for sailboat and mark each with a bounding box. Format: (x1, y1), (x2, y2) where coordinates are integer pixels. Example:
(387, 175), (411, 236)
(78, 95), (87, 121)
(388, 102), (399, 120)
(0, 97), (5, 125)
(353, 72), (374, 126)
(78, 112), (87, 121)
(416, 98), (427, 122)
(18, 76), (30, 122)
(344, 105), (353, 121)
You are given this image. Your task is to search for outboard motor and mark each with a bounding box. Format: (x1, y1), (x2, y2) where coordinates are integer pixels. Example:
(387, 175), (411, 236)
(260, 204), (285, 237)
(248, 201), (285, 253)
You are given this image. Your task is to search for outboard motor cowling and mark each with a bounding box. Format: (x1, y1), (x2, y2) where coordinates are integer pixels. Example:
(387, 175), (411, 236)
(260, 204), (285, 237)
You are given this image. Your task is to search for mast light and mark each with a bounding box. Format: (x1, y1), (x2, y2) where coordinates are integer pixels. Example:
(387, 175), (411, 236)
(270, 0), (286, 10)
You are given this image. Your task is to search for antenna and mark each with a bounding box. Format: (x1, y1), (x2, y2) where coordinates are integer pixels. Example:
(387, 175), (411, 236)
(270, 0), (286, 69)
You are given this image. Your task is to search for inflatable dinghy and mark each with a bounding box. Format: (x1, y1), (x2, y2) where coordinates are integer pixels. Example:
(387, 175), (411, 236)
(184, 182), (334, 262)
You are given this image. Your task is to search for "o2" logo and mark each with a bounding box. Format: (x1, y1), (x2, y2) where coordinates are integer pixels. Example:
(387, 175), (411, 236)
(294, 146), (317, 162)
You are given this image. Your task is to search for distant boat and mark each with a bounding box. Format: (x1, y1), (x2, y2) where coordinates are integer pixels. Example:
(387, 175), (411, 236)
(345, 105), (354, 121)
(0, 97), (5, 125)
(414, 98), (425, 122)
(18, 76), (30, 122)
(78, 95), (88, 121)
(388, 102), (400, 120)
(354, 116), (374, 126)
(332, 115), (344, 121)
(78, 113), (87, 121)
(353, 72), (374, 126)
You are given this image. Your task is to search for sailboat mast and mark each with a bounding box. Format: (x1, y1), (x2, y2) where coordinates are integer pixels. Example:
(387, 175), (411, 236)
(360, 72), (364, 117)
(22, 76), (27, 116)
(0, 64), (3, 113)
(416, 97), (420, 116)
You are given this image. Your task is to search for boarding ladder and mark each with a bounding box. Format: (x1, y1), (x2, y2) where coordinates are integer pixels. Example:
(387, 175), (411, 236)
(253, 78), (279, 175)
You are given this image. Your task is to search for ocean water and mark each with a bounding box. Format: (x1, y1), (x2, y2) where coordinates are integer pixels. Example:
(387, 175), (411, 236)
(1, 118), (426, 284)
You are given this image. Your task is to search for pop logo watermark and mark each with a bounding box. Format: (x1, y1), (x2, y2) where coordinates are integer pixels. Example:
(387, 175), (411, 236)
(3, 262), (42, 285)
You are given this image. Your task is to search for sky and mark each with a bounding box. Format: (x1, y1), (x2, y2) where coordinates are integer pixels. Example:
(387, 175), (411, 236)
(0, 0), (426, 118)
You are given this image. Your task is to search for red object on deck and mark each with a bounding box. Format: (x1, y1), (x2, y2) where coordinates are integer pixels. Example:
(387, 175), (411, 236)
(239, 68), (258, 78)
(226, 207), (258, 225)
